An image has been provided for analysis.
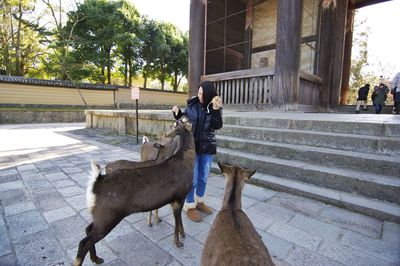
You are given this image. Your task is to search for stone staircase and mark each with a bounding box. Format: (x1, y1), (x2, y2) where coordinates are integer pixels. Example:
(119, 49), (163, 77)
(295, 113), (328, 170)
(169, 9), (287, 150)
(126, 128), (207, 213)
(212, 112), (400, 222)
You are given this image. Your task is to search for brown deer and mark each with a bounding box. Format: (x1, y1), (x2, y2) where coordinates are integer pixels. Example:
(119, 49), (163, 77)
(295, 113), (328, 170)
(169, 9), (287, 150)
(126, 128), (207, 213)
(201, 162), (274, 266)
(105, 134), (181, 226)
(74, 118), (195, 266)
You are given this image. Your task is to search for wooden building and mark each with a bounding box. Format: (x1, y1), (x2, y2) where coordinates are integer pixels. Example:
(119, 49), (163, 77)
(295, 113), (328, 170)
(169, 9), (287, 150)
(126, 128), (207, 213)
(188, 0), (391, 111)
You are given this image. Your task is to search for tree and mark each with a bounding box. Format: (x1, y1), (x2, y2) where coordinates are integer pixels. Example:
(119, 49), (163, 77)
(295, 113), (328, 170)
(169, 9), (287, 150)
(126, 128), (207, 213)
(167, 30), (188, 92)
(66, 0), (127, 84)
(114, 1), (141, 86)
(348, 20), (376, 104)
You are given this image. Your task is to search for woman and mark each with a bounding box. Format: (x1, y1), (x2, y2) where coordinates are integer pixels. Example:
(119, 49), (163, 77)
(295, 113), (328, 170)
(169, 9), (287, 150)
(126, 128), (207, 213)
(172, 81), (223, 222)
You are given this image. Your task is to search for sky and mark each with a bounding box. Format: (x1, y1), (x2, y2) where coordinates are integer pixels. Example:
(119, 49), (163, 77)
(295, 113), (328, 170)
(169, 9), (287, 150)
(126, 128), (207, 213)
(355, 0), (400, 80)
(130, 0), (400, 81)
(129, 0), (190, 32)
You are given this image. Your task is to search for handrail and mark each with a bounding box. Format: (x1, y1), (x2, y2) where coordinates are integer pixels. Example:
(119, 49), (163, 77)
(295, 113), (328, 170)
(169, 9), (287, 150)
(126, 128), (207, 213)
(201, 67), (275, 82)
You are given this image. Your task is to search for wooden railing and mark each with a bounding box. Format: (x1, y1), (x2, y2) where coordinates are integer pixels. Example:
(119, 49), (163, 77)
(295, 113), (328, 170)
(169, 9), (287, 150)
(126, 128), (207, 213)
(299, 72), (322, 106)
(201, 68), (274, 105)
(201, 68), (321, 107)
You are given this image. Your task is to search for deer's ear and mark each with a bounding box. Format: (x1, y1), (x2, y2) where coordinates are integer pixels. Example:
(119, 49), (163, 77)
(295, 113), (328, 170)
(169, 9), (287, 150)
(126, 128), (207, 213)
(238, 167), (256, 180)
(218, 162), (234, 176)
(171, 135), (182, 156)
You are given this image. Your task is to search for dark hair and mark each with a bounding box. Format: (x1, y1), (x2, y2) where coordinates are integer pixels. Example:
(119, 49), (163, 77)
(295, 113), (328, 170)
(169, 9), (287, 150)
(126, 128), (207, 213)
(198, 81), (218, 107)
(365, 84), (370, 87)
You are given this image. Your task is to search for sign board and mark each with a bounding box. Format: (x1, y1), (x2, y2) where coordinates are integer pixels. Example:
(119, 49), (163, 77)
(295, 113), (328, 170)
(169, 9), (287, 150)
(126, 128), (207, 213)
(131, 86), (140, 100)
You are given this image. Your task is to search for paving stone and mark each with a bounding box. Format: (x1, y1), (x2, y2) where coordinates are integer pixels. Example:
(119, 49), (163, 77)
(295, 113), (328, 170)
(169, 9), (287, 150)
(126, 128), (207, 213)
(124, 212), (147, 224)
(0, 253), (18, 266)
(103, 220), (136, 243)
(244, 208), (275, 230)
(31, 188), (68, 212)
(204, 184), (224, 197)
(0, 188), (29, 206)
(341, 230), (400, 263)
(16, 164), (38, 172)
(0, 168), (18, 177)
(257, 229), (295, 260)
(51, 215), (87, 250)
(249, 202), (295, 223)
(318, 240), (394, 266)
(19, 172), (44, 181)
(109, 232), (173, 266)
(62, 167), (84, 174)
(267, 192), (326, 217)
(318, 206), (382, 238)
(289, 214), (342, 241)
(52, 179), (76, 188)
(158, 235), (203, 266)
(286, 246), (343, 266)
(243, 184), (278, 202)
(242, 195), (258, 208)
(207, 174), (227, 189)
(68, 171), (87, 182)
(0, 181), (24, 192)
(192, 228), (209, 244)
(4, 201), (36, 216)
(203, 194), (222, 211)
(45, 172), (70, 181)
(38, 166), (62, 174)
(102, 259), (129, 266)
(166, 260), (184, 266)
(0, 226), (11, 257)
(0, 174), (20, 184)
(267, 222), (323, 251)
(6, 210), (48, 240)
(132, 217), (174, 242)
(79, 208), (92, 223)
(65, 194), (87, 211)
(57, 185), (85, 197)
(24, 178), (52, 190)
(164, 213), (211, 237)
(68, 241), (117, 266)
(382, 221), (400, 245)
(0, 217), (4, 226)
(14, 230), (68, 266)
(201, 210), (218, 225)
(43, 206), (76, 223)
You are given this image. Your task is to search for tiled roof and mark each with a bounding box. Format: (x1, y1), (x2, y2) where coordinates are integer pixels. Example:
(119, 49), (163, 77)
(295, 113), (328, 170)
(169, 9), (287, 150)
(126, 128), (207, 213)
(0, 75), (119, 90)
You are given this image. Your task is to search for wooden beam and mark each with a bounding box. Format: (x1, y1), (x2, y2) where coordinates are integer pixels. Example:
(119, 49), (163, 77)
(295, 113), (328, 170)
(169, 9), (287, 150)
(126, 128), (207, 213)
(317, 0), (348, 108)
(340, 2), (355, 105)
(273, 0), (302, 110)
(188, 0), (206, 97)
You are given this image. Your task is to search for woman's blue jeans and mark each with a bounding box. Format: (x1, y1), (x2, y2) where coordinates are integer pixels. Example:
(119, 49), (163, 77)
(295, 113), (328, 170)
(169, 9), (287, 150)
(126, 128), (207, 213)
(374, 104), (383, 114)
(186, 154), (213, 203)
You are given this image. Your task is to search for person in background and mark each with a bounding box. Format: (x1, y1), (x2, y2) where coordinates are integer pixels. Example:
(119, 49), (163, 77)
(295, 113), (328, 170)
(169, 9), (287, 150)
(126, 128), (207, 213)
(372, 83), (389, 114)
(391, 72), (400, 114)
(355, 84), (370, 114)
(172, 81), (223, 222)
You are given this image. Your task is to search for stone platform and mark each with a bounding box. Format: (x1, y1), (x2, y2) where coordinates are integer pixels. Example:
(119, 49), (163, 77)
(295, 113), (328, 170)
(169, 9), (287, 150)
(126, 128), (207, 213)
(0, 123), (399, 265)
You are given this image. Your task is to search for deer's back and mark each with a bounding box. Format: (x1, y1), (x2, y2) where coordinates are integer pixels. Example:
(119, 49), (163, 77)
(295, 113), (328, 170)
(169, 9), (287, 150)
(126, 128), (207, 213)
(201, 210), (273, 266)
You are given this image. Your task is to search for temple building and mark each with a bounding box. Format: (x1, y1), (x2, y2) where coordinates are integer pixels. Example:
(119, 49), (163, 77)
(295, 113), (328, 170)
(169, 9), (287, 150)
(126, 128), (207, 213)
(188, 0), (391, 111)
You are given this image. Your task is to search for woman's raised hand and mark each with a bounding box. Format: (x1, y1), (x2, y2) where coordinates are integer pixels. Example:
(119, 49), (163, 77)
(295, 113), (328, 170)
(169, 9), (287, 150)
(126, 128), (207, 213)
(172, 105), (180, 116)
(211, 96), (222, 110)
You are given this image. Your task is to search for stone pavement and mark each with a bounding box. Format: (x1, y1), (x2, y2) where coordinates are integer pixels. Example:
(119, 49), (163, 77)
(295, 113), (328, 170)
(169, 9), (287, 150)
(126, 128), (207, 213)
(0, 123), (399, 266)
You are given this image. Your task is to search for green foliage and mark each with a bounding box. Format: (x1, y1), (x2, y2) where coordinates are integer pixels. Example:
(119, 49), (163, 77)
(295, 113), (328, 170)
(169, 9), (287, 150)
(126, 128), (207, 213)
(348, 18), (377, 105)
(0, 0), (189, 91)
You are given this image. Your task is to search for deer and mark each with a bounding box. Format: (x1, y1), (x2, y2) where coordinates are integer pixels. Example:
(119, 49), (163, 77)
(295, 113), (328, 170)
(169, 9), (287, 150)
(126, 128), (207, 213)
(105, 134), (181, 226)
(201, 162), (274, 266)
(74, 117), (195, 266)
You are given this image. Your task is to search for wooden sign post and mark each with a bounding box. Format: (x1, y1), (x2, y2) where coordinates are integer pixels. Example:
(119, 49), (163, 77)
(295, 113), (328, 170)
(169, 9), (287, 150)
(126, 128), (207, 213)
(131, 86), (140, 144)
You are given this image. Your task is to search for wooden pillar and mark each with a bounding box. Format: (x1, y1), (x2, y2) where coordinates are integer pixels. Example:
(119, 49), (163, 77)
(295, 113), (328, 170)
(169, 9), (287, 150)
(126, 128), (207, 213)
(273, 0), (302, 110)
(188, 0), (206, 98)
(317, 0), (348, 109)
(340, 2), (355, 105)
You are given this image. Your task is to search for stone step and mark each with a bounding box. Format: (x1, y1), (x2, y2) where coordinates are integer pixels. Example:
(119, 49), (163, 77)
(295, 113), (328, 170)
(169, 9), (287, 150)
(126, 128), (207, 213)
(219, 124), (400, 155)
(216, 135), (400, 177)
(223, 112), (400, 137)
(215, 147), (400, 204)
(211, 162), (400, 223)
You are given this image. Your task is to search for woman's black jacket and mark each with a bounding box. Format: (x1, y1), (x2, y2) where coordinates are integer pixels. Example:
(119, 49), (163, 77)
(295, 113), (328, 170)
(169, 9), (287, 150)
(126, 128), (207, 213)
(173, 97), (223, 154)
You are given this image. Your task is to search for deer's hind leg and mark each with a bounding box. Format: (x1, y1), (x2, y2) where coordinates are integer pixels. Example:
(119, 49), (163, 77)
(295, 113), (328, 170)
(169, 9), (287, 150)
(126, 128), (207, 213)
(86, 223), (104, 264)
(171, 198), (185, 247)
